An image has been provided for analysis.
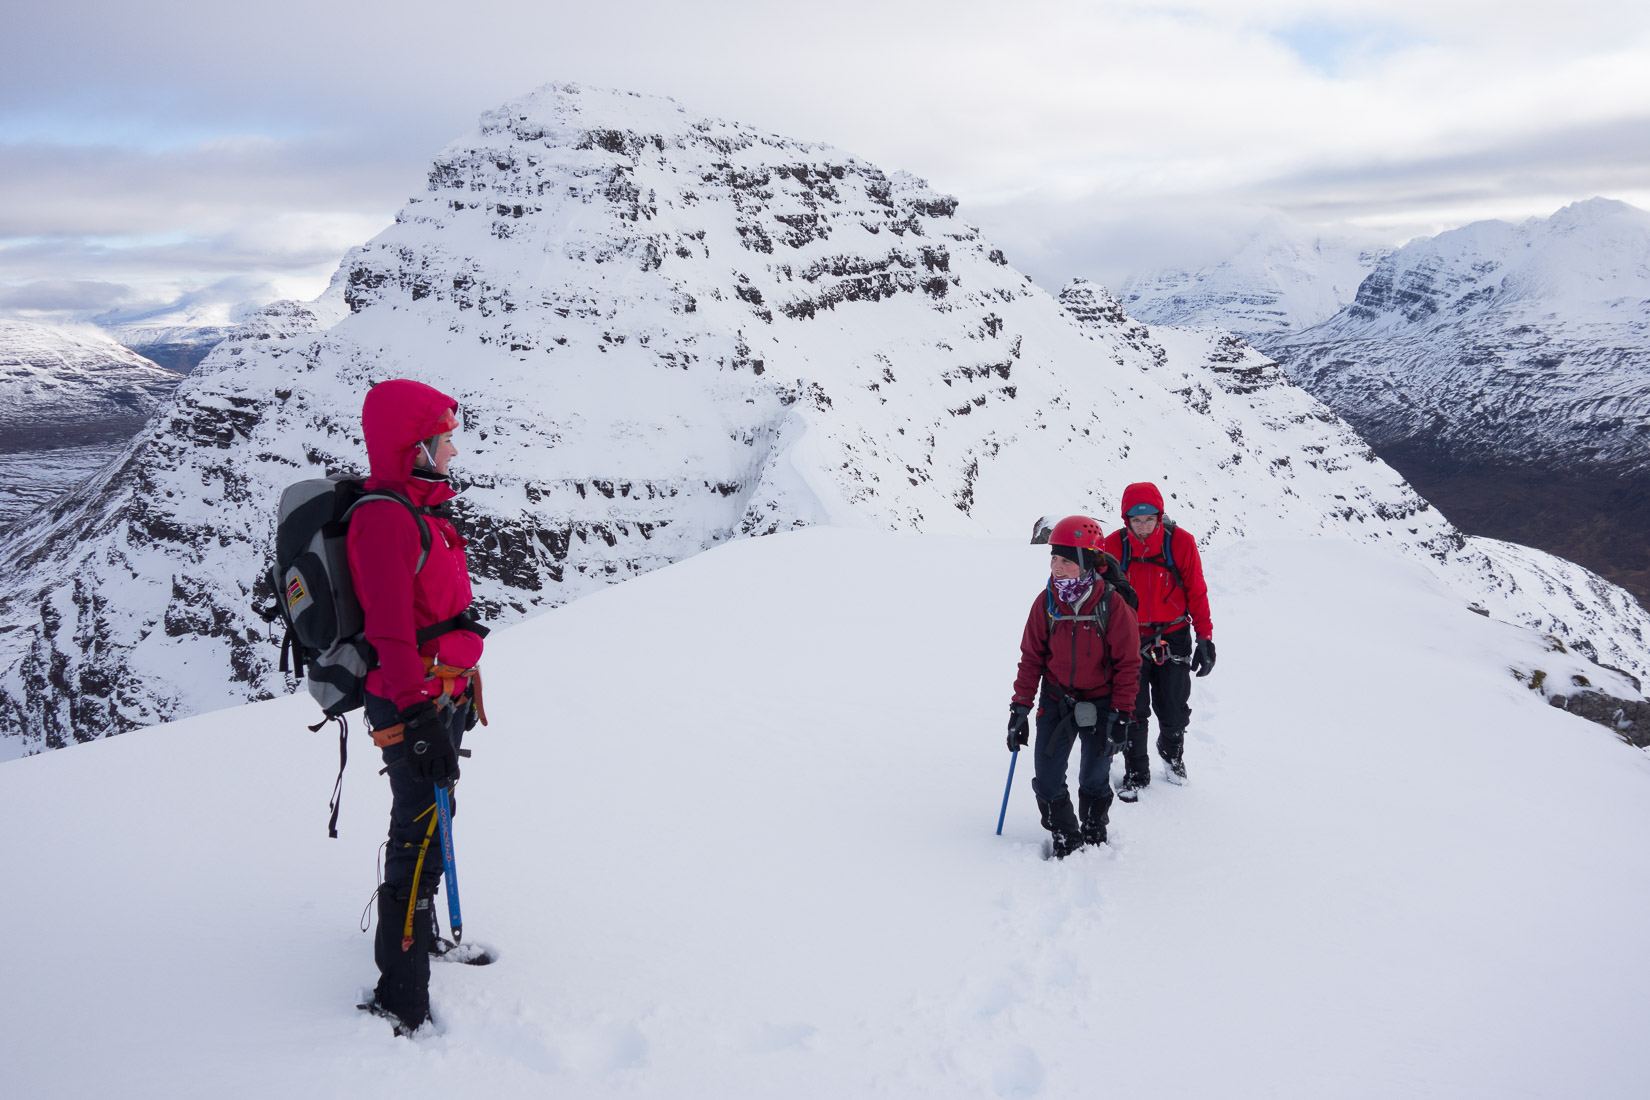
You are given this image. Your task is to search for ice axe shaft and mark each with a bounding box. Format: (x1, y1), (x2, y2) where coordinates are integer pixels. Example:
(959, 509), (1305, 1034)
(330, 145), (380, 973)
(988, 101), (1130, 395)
(996, 749), (1019, 836)
(434, 784), (463, 943)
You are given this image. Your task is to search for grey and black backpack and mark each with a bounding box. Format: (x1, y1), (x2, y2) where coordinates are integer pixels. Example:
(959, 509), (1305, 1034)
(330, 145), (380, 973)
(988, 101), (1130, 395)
(258, 473), (431, 717)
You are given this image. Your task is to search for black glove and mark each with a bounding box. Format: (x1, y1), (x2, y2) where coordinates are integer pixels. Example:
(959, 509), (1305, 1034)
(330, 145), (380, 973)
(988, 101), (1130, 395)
(1192, 637), (1216, 677)
(401, 701), (459, 786)
(1106, 709), (1133, 750)
(1006, 703), (1031, 752)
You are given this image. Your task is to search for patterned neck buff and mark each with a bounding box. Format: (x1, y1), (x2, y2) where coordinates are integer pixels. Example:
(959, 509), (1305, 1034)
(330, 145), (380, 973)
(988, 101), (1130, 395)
(1051, 573), (1096, 607)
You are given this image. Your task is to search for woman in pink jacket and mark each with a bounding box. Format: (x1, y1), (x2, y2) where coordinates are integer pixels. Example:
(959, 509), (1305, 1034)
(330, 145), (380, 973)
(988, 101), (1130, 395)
(349, 378), (487, 1033)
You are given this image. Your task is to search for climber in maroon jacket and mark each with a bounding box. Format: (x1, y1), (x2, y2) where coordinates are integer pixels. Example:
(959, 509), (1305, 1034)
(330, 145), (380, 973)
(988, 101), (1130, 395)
(1101, 481), (1214, 795)
(1008, 515), (1141, 858)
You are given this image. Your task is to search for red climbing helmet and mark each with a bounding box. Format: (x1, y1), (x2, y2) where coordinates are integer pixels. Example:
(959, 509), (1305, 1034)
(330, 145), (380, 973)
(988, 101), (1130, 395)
(1049, 514), (1104, 552)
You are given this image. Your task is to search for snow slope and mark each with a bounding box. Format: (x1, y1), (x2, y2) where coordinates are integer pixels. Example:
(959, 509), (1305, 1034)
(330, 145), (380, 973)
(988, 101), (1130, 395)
(1117, 217), (1388, 342)
(4, 528), (1647, 1099)
(0, 318), (182, 446)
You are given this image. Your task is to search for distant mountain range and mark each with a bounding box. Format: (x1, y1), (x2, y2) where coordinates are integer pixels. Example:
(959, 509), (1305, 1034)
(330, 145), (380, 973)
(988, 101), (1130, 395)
(94, 309), (239, 376)
(1121, 198), (1650, 604)
(1270, 198), (1650, 477)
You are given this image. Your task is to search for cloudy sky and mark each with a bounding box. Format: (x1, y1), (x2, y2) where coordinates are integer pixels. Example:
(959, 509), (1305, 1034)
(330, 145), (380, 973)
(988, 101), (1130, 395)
(3, 0), (1648, 323)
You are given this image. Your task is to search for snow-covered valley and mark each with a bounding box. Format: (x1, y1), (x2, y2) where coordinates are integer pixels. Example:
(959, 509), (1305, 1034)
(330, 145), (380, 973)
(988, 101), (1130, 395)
(0, 446), (128, 527)
(0, 318), (182, 527)
(4, 528), (1647, 1098)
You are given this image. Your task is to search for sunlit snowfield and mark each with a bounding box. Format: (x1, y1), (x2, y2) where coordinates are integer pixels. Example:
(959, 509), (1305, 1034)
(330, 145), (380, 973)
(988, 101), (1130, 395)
(5, 528), (1648, 1098)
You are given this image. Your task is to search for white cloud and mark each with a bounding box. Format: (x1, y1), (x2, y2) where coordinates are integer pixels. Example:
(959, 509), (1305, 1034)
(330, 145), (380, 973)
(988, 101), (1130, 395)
(1, 0), (1647, 310)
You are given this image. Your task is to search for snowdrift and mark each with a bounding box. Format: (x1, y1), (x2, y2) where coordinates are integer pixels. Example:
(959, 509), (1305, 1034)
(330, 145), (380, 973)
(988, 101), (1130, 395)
(5, 529), (1648, 1098)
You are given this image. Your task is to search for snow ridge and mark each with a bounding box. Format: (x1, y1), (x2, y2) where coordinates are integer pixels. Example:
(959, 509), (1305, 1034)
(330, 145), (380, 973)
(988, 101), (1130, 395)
(0, 83), (1643, 756)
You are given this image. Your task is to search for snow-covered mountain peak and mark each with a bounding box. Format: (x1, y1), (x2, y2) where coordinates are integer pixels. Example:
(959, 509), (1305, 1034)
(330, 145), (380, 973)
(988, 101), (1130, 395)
(1339, 198), (1650, 331)
(1116, 219), (1390, 341)
(1, 87), (1645, 756)
(1542, 195), (1646, 232)
(477, 81), (696, 143)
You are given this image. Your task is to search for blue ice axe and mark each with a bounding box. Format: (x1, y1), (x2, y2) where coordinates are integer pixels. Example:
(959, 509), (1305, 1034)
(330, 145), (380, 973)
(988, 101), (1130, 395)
(996, 749), (1019, 836)
(434, 784), (464, 942)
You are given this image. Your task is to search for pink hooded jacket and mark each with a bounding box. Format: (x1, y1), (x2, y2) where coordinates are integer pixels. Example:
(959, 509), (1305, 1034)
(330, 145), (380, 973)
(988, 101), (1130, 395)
(346, 379), (484, 710)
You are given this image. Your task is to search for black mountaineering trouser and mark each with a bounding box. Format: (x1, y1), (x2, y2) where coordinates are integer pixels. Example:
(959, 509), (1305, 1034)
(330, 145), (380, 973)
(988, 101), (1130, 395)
(1030, 691), (1119, 834)
(364, 691), (470, 1029)
(1127, 625), (1192, 776)
(366, 693), (469, 896)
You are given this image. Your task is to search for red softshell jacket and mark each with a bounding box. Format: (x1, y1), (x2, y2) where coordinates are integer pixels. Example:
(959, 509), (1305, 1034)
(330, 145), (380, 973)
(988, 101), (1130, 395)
(346, 379), (484, 710)
(1011, 583), (1142, 709)
(1100, 481), (1214, 640)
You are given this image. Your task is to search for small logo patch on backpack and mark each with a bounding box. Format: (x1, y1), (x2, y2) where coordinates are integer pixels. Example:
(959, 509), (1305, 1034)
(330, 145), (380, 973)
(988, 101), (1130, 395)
(285, 576), (307, 609)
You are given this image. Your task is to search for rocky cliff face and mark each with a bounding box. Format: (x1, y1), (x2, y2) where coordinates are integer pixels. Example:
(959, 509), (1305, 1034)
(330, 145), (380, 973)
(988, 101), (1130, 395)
(0, 319), (183, 527)
(1, 84), (1643, 757)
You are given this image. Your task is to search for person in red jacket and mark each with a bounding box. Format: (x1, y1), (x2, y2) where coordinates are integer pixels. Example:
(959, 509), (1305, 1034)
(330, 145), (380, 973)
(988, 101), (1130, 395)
(348, 378), (488, 1034)
(1007, 515), (1142, 858)
(1100, 482), (1214, 795)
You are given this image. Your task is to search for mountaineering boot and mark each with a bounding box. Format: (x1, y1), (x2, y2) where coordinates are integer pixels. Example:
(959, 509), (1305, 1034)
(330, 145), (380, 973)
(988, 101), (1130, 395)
(1158, 730), (1187, 785)
(427, 892), (457, 958)
(366, 883), (434, 1034)
(1116, 771), (1151, 803)
(1038, 795), (1083, 859)
(427, 899), (496, 966)
(1078, 791), (1109, 847)
(1049, 830), (1084, 859)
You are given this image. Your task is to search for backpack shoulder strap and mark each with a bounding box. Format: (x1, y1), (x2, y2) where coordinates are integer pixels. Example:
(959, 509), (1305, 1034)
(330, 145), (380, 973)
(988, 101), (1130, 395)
(343, 490), (433, 573)
(1160, 519), (1186, 593)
